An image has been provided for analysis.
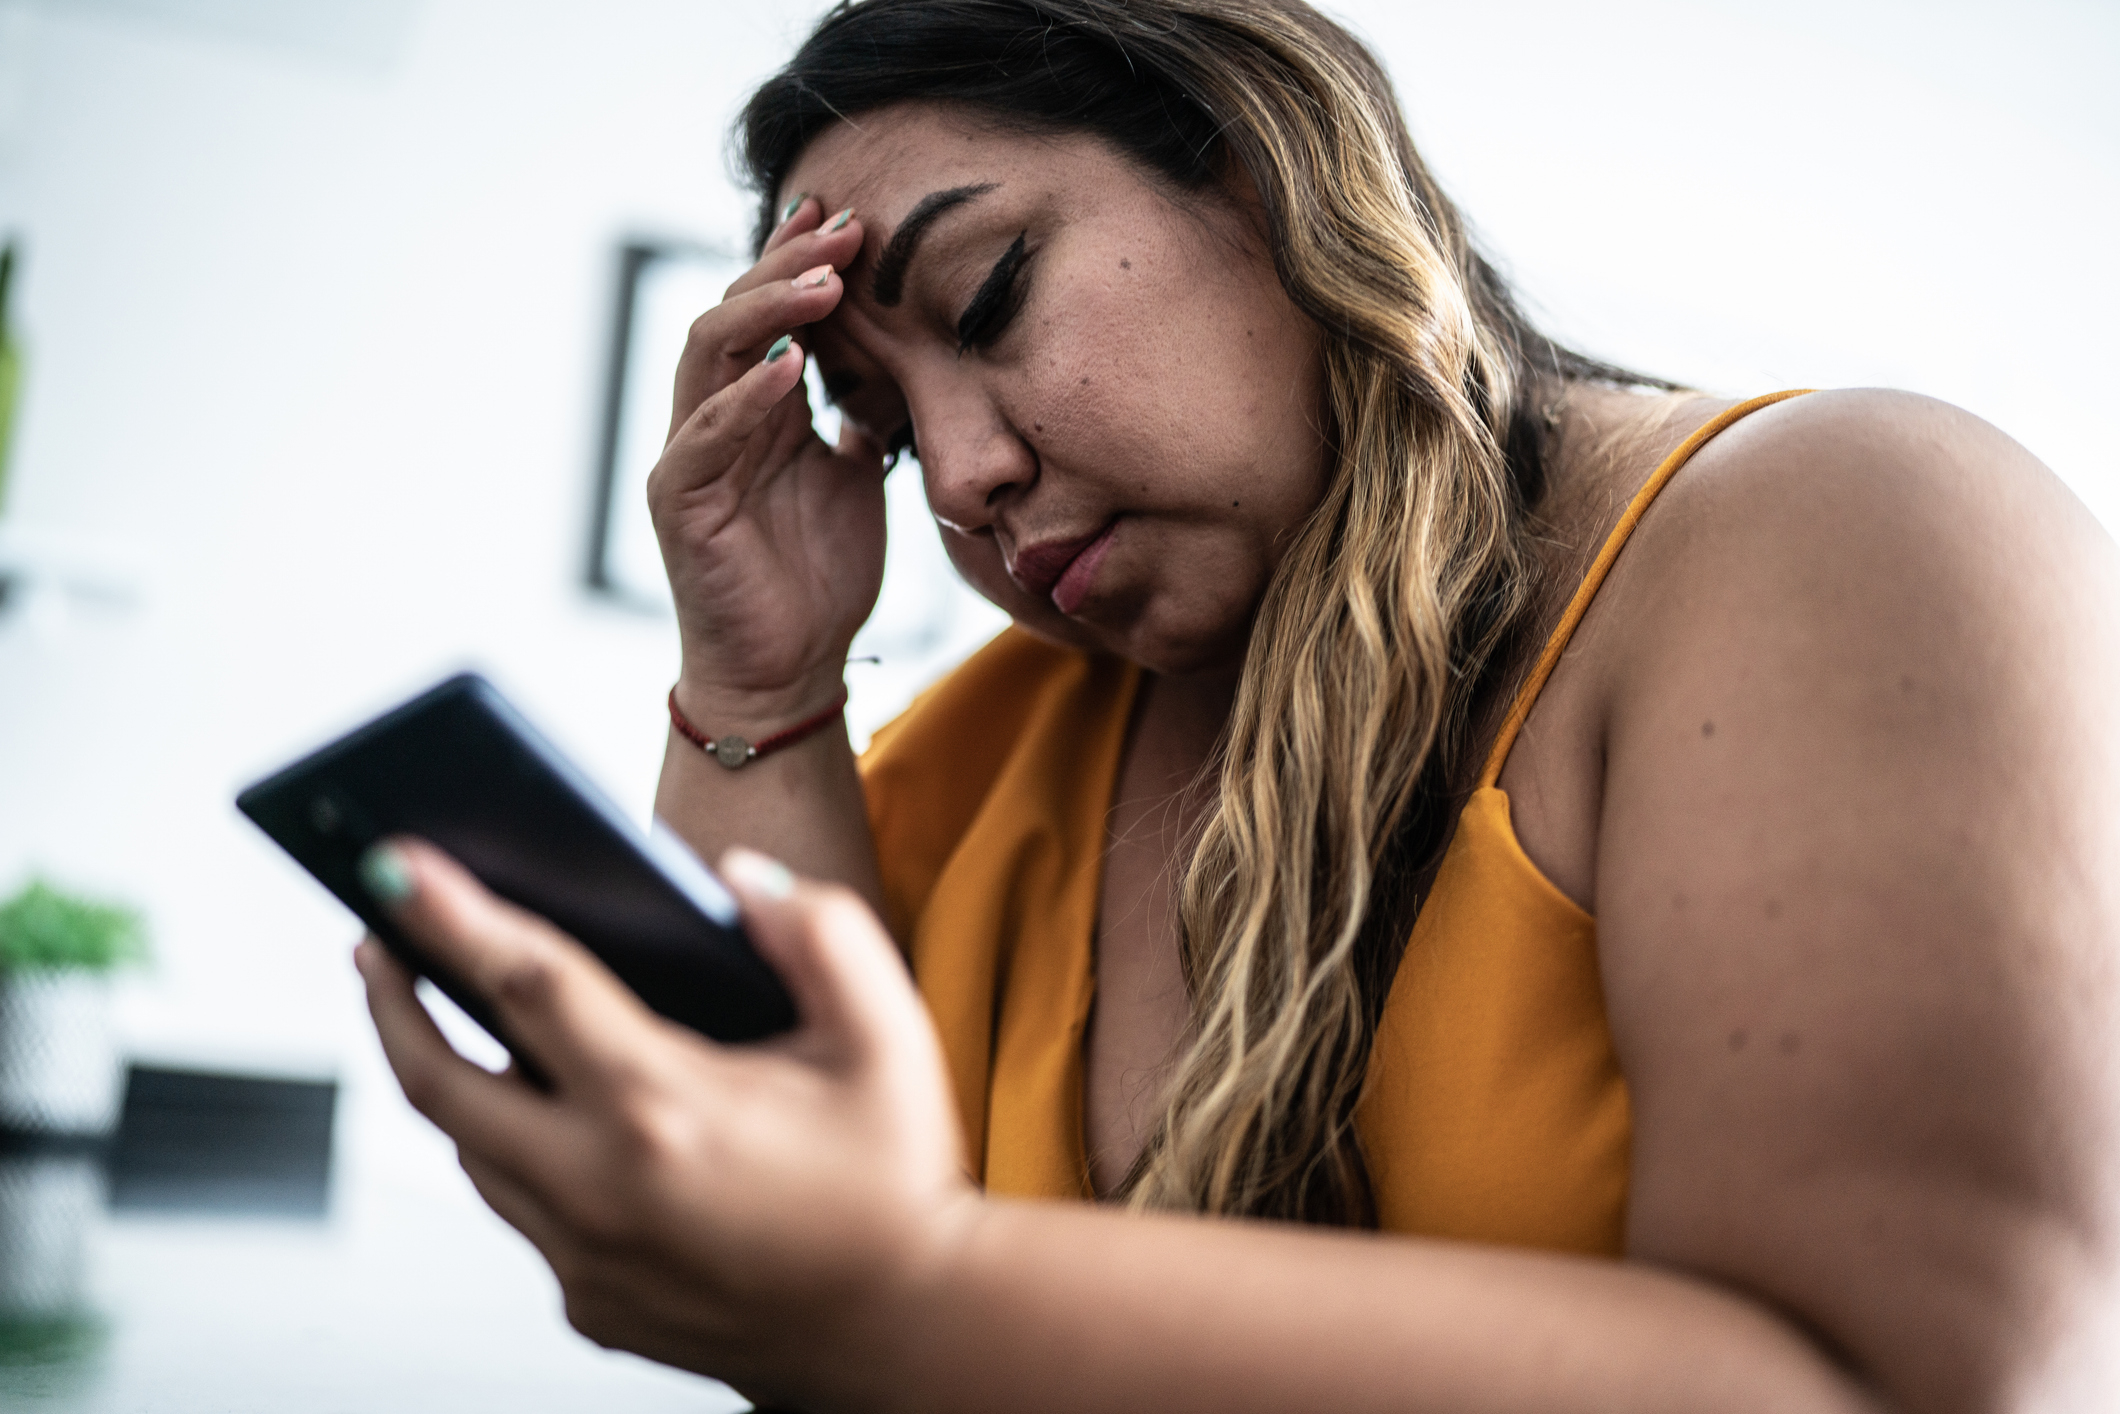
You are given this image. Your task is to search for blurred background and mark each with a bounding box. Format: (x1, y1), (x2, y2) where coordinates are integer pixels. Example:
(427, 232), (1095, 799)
(0, 0), (2113, 1407)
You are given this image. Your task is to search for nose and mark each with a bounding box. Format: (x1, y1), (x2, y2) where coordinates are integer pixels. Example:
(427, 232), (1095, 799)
(913, 382), (1036, 535)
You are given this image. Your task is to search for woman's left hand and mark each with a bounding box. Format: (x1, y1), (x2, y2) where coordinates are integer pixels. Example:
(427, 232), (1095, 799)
(354, 839), (976, 1402)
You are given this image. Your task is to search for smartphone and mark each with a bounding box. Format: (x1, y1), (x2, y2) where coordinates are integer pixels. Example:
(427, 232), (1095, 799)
(237, 673), (797, 1077)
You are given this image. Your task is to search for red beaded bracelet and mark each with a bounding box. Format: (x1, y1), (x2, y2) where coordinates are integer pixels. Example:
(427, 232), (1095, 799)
(668, 686), (848, 769)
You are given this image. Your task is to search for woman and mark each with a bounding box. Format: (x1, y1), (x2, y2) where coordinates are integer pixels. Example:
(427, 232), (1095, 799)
(353, 1), (2120, 1408)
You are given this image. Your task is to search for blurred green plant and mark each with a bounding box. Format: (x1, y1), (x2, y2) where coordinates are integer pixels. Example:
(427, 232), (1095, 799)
(0, 1311), (109, 1368)
(0, 880), (146, 974)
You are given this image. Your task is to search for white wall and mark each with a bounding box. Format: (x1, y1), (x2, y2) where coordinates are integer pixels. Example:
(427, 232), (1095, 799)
(0, 0), (2113, 1132)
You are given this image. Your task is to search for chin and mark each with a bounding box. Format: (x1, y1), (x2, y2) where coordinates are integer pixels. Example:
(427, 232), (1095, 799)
(995, 606), (1112, 658)
(1105, 586), (1259, 676)
(1046, 612), (1252, 680)
(1124, 632), (1252, 680)
(968, 567), (1253, 678)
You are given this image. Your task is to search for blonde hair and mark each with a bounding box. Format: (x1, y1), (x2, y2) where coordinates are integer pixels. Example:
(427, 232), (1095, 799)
(744, 0), (1669, 1224)
(1129, 3), (1537, 1222)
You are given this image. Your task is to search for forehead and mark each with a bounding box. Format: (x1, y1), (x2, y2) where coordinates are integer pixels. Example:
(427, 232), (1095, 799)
(780, 103), (1133, 234)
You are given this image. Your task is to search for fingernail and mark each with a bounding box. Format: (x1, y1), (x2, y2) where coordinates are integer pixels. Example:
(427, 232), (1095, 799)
(827, 207), (853, 232)
(358, 843), (416, 908)
(794, 264), (833, 289)
(780, 192), (808, 223)
(765, 334), (794, 363)
(723, 847), (796, 900)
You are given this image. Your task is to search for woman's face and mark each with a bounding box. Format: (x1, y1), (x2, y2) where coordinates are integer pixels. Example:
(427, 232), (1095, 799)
(784, 104), (1329, 679)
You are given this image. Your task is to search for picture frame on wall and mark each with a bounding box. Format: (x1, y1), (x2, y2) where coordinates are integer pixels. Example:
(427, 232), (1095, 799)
(586, 239), (744, 610)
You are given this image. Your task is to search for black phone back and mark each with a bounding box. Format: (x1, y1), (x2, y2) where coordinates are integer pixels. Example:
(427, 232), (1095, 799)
(237, 673), (797, 1061)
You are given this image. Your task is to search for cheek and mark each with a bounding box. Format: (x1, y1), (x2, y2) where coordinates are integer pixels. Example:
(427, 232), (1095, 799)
(1023, 252), (1325, 520)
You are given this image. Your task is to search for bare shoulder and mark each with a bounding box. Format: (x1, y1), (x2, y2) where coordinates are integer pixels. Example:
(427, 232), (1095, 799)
(1619, 387), (2119, 646)
(1590, 389), (2120, 1409)
(1599, 386), (2120, 826)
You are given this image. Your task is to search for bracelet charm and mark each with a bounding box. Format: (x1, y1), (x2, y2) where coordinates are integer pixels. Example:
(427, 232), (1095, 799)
(667, 686), (848, 770)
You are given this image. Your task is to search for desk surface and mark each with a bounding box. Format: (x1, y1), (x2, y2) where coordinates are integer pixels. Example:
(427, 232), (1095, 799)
(1, 1179), (749, 1412)
(1, 1131), (748, 1412)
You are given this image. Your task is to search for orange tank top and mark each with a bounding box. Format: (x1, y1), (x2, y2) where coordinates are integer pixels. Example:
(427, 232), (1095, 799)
(859, 391), (1807, 1255)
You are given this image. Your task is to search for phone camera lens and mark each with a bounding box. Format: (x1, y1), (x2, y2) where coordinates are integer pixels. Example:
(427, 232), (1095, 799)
(309, 796), (342, 835)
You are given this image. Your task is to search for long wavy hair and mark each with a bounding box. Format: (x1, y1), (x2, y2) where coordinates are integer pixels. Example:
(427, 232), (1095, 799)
(740, 0), (1671, 1225)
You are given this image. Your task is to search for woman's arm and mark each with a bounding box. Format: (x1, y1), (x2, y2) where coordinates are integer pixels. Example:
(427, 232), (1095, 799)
(1588, 389), (2120, 1411)
(355, 846), (1879, 1414)
(881, 1198), (1881, 1414)
(357, 392), (2120, 1412)
(652, 713), (881, 918)
(642, 195), (886, 910)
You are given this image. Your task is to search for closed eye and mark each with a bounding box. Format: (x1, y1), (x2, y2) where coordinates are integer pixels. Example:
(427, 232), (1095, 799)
(956, 233), (1030, 355)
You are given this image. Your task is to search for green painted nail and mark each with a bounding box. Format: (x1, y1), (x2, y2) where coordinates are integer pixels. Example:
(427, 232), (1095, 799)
(725, 849), (796, 900)
(358, 844), (415, 907)
(763, 861), (795, 897)
(780, 192), (807, 223)
(828, 207), (853, 232)
(766, 334), (793, 363)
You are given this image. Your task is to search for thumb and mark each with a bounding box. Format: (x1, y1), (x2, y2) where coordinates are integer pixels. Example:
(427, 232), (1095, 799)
(719, 848), (927, 1069)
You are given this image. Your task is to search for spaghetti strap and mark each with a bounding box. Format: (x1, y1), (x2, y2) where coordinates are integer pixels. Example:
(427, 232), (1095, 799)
(1477, 389), (1813, 788)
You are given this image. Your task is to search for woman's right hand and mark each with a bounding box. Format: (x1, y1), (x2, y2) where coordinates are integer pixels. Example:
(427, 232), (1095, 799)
(647, 198), (882, 727)
(356, 840), (978, 1406)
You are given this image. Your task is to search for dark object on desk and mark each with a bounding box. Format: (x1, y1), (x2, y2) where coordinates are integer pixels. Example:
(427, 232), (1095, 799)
(106, 1065), (336, 1217)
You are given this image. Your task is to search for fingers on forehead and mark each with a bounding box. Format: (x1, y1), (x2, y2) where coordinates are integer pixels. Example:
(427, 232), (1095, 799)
(670, 350), (806, 459)
(685, 279), (831, 371)
(762, 194), (819, 254)
(730, 214), (863, 300)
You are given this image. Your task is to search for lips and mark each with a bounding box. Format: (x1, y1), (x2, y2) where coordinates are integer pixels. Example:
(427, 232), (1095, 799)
(1007, 519), (1119, 612)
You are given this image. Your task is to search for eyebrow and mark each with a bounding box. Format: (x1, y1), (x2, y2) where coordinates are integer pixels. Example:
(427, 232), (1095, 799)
(871, 182), (999, 306)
